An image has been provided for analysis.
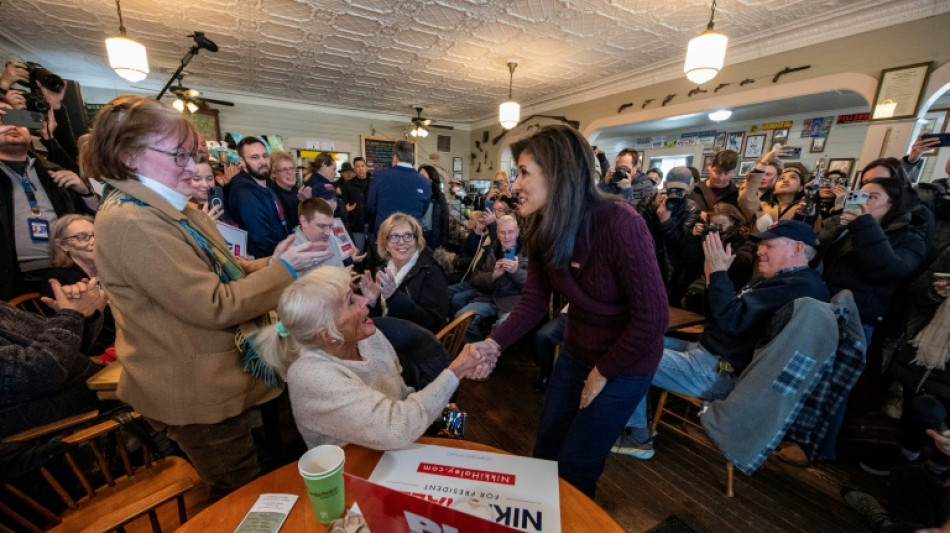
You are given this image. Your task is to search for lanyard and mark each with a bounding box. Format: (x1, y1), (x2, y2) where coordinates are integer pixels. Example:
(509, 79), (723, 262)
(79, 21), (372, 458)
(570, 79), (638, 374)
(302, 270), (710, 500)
(1, 162), (41, 215)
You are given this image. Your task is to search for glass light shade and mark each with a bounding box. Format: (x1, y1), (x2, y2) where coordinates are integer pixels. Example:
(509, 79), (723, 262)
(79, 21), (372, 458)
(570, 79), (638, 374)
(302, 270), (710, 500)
(709, 109), (732, 122)
(106, 34), (149, 82)
(186, 101), (199, 113)
(684, 28), (727, 85)
(873, 99), (898, 119)
(411, 126), (428, 138)
(172, 98), (185, 112)
(499, 100), (520, 130)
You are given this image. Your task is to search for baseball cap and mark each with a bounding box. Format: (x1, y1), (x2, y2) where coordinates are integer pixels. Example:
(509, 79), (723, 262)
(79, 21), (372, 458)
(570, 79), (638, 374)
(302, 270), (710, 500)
(751, 220), (818, 246)
(664, 167), (693, 191)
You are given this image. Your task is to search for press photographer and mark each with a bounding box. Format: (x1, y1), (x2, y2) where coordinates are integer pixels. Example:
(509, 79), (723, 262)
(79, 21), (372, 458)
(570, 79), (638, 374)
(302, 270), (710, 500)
(598, 148), (654, 207)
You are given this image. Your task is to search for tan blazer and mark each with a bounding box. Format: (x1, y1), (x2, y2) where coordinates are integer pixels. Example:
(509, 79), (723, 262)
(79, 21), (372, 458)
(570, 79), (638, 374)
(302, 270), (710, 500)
(95, 178), (287, 425)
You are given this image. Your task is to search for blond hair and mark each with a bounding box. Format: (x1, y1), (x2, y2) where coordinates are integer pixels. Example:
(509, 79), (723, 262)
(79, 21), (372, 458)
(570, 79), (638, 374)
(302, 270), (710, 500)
(270, 149), (295, 178)
(49, 214), (94, 267)
(254, 267), (351, 379)
(376, 213), (426, 260)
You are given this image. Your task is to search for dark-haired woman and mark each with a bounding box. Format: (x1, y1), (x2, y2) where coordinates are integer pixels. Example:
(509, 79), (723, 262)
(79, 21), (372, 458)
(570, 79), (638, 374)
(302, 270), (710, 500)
(465, 125), (668, 497)
(818, 177), (928, 338)
(418, 165), (449, 250)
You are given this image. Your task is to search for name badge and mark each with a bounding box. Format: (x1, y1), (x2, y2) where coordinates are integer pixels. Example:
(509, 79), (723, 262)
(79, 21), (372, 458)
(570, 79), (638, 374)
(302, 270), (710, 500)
(28, 217), (50, 242)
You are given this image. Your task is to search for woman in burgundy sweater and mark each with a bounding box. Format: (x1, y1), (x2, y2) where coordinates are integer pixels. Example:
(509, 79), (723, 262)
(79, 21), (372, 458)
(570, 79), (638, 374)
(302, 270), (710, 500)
(473, 125), (668, 497)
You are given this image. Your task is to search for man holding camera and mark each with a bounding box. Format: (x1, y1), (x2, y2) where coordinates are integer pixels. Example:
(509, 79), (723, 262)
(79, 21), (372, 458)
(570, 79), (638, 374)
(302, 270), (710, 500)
(599, 148), (654, 208)
(0, 102), (98, 300)
(636, 167), (702, 305)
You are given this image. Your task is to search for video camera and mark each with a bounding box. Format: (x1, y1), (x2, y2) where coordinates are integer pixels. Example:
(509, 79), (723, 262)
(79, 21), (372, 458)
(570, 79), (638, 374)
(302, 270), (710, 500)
(15, 62), (65, 114)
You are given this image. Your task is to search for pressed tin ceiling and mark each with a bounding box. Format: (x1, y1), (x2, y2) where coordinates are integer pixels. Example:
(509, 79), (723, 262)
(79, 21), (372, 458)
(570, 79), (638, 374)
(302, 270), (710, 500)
(0, 0), (945, 123)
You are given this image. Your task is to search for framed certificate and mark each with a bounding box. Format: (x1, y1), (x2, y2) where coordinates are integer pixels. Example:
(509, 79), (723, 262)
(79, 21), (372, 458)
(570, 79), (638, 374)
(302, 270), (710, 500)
(870, 62), (933, 121)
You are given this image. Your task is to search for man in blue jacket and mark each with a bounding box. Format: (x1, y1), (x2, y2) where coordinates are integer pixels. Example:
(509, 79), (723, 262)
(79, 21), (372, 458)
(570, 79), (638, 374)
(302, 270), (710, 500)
(366, 140), (430, 234)
(614, 220), (830, 459)
(227, 137), (289, 258)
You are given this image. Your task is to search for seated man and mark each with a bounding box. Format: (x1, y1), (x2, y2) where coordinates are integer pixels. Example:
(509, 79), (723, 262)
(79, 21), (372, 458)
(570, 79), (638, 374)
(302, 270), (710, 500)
(292, 198), (345, 275)
(0, 278), (107, 437)
(455, 215), (527, 343)
(613, 220), (830, 459)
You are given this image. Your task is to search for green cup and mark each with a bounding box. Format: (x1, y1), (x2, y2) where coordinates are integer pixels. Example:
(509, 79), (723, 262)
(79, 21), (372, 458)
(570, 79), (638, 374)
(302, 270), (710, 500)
(298, 445), (346, 524)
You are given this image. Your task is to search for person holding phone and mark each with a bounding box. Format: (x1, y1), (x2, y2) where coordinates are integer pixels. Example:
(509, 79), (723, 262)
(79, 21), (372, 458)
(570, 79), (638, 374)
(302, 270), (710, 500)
(818, 178), (928, 340)
(188, 156), (223, 222)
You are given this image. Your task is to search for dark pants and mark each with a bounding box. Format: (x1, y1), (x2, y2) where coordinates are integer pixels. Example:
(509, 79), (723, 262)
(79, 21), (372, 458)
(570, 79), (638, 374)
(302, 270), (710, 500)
(899, 394), (949, 465)
(535, 314), (567, 382)
(880, 465), (947, 533)
(533, 346), (652, 498)
(148, 410), (259, 500)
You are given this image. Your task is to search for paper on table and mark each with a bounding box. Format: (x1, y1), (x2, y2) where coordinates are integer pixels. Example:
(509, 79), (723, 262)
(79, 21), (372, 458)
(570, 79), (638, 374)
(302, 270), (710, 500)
(233, 493), (298, 533)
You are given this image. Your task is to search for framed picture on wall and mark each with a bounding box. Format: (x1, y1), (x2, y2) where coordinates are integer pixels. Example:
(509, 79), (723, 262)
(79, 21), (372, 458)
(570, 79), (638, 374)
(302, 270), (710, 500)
(726, 131), (744, 152)
(810, 137), (826, 153)
(453, 157), (463, 172)
(742, 134), (767, 159)
(714, 132), (727, 150)
(702, 154), (715, 174)
(738, 160), (757, 176)
(870, 62), (933, 120)
(772, 128), (789, 149)
(828, 158), (856, 178)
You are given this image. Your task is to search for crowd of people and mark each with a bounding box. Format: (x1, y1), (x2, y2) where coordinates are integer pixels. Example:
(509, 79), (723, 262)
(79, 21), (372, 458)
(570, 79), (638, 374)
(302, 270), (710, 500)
(3, 76), (950, 530)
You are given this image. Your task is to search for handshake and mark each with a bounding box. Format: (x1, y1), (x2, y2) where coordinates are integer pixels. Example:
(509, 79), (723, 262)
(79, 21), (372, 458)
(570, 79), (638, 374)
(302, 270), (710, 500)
(447, 340), (502, 381)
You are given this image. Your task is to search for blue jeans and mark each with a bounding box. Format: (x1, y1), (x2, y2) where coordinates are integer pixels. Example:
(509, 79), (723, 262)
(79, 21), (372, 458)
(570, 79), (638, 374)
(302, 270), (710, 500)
(533, 346), (652, 498)
(457, 301), (500, 343)
(627, 336), (737, 429)
(448, 282), (476, 315)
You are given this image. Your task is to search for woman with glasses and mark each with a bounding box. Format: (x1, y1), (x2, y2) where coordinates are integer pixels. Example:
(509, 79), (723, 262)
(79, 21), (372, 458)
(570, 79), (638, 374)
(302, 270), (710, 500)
(359, 213), (449, 333)
(81, 95), (324, 498)
(188, 156), (223, 222)
(40, 214), (115, 356)
(268, 149), (301, 224)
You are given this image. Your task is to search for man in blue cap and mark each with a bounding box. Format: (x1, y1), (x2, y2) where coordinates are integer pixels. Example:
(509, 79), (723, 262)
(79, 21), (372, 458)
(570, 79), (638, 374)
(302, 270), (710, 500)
(613, 220), (830, 458)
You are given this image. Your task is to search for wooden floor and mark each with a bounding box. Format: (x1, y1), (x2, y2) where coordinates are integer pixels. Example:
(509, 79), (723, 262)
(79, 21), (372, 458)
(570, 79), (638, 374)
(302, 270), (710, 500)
(458, 341), (878, 533)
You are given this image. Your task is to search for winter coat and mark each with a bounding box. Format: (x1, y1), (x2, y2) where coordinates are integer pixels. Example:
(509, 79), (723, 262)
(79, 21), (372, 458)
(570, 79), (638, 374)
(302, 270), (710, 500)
(637, 190), (702, 304)
(470, 238), (528, 314)
(373, 247), (449, 334)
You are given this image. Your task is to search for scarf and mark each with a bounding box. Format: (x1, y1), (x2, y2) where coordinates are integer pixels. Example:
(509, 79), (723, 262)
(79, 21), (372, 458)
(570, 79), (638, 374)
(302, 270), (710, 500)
(379, 250), (420, 317)
(911, 297), (950, 370)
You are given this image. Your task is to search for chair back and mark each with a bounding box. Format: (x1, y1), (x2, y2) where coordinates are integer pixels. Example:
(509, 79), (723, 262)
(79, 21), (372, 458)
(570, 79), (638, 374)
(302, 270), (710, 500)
(0, 411), (201, 533)
(437, 311), (476, 360)
(8, 292), (46, 316)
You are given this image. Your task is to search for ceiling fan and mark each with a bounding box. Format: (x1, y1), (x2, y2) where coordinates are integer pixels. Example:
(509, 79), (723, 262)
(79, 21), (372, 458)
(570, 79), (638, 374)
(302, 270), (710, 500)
(167, 74), (234, 113)
(409, 105), (453, 138)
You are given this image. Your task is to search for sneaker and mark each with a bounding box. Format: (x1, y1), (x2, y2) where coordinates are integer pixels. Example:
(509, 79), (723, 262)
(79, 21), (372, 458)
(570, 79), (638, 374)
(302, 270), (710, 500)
(841, 488), (889, 528)
(882, 381), (903, 419)
(610, 434), (655, 460)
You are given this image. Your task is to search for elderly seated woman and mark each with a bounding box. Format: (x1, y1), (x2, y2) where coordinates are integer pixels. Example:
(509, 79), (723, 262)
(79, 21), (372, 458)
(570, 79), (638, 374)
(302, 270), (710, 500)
(256, 266), (491, 450)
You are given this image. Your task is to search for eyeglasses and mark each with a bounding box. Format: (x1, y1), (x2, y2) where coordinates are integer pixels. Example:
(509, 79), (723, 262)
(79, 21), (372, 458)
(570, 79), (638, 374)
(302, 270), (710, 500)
(275, 167), (296, 174)
(387, 233), (416, 243)
(147, 147), (201, 168)
(62, 232), (94, 243)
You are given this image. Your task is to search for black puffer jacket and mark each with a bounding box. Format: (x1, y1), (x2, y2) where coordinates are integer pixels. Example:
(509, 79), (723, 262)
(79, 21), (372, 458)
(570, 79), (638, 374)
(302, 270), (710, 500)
(818, 211), (928, 325)
(373, 247), (449, 334)
(637, 191), (702, 304)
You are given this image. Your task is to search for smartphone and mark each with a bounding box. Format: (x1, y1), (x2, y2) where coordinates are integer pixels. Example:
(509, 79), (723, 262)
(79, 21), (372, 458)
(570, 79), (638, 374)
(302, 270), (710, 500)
(504, 247), (516, 261)
(933, 272), (950, 280)
(844, 190), (869, 211)
(1, 109), (45, 130)
(922, 133), (950, 148)
(493, 180), (500, 187)
(208, 186), (225, 210)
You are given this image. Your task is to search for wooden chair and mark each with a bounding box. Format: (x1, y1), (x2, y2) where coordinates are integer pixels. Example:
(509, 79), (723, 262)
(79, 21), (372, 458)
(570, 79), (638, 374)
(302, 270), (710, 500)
(8, 292), (46, 316)
(650, 390), (735, 498)
(436, 311), (476, 360)
(1, 411), (203, 533)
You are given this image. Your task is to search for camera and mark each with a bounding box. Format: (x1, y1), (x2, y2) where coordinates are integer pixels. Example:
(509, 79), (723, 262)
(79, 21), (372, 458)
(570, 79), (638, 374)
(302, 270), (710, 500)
(16, 62), (65, 114)
(611, 166), (631, 184)
(664, 187), (686, 210)
(702, 223), (723, 235)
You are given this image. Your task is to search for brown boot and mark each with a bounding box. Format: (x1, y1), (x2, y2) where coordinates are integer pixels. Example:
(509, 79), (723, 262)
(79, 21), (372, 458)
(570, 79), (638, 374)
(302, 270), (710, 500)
(774, 441), (809, 467)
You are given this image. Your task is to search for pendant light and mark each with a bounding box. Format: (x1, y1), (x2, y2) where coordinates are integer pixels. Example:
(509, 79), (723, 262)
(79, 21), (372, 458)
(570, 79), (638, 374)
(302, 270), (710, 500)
(684, 0), (728, 85)
(499, 61), (520, 130)
(105, 0), (149, 82)
(410, 125), (429, 138)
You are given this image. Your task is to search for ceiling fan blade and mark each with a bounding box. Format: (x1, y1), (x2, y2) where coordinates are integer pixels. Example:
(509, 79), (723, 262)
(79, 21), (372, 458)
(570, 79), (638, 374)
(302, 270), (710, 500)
(430, 124), (454, 130)
(200, 98), (235, 107)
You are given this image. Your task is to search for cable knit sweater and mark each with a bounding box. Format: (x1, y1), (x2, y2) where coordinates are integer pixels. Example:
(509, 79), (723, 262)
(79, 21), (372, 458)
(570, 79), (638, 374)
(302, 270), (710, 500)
(286, 330), (458, 450)
(489, 200), (668, 378)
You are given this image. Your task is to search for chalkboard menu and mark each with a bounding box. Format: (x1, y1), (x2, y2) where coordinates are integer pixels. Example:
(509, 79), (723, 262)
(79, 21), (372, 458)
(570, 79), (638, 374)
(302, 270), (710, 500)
(361, 135), (395, 172)
(361, 136), (417, 172)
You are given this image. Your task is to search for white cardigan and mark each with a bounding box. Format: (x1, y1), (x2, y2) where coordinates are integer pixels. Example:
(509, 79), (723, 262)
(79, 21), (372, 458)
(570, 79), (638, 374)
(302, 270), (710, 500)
(287, 330), (459, 450)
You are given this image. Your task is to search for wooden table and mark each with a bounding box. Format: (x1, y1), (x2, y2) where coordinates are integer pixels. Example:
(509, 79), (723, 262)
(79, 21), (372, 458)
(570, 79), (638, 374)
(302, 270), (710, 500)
(667, 306), (705, 331)
(175, 437), (624, 532)
(86, 361), (123, 400)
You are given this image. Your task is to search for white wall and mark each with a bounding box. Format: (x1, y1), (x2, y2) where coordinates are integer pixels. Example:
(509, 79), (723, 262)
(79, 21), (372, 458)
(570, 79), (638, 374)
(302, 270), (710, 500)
(80, 86), (472, 180)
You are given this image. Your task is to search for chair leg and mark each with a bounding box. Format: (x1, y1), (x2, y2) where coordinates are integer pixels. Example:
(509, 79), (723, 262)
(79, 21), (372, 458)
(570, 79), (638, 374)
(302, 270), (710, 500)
(725, 461), (734, 498)
(649, 390), (669, 438)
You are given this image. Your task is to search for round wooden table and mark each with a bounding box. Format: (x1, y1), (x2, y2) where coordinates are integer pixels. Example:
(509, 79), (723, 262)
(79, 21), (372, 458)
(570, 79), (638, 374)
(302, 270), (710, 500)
(176, 437), (624, 532)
